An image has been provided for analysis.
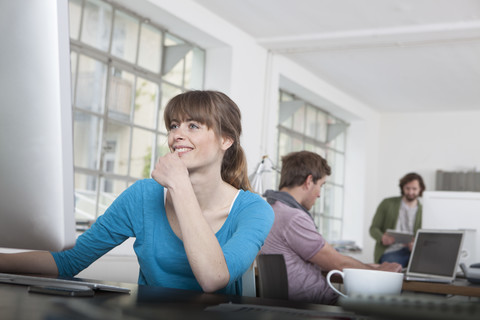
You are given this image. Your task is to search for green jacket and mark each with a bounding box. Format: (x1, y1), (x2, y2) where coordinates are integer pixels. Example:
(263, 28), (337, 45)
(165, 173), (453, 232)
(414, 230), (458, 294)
(369, 196), (422, 263)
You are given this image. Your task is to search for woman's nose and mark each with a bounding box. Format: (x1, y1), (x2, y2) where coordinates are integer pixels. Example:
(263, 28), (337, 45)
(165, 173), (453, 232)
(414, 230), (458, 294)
(172, 124), (186, 139)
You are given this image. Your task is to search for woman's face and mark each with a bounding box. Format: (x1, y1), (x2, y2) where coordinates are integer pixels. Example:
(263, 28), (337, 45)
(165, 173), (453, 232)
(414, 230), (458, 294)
(167, 118), (231, 172)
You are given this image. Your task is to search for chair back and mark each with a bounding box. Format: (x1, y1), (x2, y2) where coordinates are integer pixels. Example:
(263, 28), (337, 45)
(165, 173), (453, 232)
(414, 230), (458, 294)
(256, 254), (289, 300)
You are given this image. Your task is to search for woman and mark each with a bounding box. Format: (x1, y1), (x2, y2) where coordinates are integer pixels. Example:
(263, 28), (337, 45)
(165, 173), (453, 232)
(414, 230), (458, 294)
(0, 90), (274, 295)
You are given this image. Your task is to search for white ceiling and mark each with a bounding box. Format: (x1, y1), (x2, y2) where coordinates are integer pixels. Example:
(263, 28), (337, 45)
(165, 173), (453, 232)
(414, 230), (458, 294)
(192, 0), (480, 113)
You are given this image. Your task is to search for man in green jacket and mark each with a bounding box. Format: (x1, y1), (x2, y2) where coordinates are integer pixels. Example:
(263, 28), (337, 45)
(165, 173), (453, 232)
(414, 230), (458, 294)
(369, 173), (425, 267)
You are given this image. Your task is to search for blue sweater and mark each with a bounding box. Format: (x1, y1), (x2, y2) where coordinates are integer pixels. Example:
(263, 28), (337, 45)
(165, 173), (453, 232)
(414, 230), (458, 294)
(51, 179), (274, 295)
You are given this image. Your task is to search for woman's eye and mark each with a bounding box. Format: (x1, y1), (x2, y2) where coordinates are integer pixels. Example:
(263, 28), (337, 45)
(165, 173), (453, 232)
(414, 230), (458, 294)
(169, 123), (179, 130)
(189, 123), (200, 129)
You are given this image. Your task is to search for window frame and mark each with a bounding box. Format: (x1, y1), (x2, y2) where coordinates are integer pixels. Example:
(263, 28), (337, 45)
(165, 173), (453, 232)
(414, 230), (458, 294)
(276, 89), (348, 241)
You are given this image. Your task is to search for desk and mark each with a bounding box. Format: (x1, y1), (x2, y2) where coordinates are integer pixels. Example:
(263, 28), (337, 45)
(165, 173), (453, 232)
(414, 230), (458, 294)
(403, 278), (480, 297)
(328, 272), (480, 298)
(0, 277), (354, 320)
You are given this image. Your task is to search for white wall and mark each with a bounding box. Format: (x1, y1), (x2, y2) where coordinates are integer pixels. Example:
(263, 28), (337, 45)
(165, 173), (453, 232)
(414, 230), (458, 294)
(359, 110), (480, 262)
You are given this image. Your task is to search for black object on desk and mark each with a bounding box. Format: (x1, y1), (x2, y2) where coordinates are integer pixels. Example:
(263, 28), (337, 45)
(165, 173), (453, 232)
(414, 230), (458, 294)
(0, 277), (354, 320)
(28, 284), (95, 297)
(340, 293), (480, 320)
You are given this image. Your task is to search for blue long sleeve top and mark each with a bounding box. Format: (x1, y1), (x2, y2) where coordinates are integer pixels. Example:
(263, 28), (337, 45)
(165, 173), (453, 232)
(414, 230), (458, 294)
(51, 179), (274, 295)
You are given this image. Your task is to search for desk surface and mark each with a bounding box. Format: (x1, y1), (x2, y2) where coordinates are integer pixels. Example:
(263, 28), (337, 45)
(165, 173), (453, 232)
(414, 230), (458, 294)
(0, 277), (352, 320)
(403, 278), (480, 297)
(3, 275), (480, 320)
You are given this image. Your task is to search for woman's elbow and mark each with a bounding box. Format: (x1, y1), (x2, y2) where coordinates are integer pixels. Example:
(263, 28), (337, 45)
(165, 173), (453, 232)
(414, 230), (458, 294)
(198, 272), (230, 293)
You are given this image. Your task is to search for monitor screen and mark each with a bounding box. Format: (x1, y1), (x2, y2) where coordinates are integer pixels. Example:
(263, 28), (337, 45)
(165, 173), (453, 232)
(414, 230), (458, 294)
(0, 0), (76, 251)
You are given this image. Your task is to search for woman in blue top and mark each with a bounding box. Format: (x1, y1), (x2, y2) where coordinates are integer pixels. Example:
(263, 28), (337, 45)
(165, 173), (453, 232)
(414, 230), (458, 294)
(0, 90), (274, 295)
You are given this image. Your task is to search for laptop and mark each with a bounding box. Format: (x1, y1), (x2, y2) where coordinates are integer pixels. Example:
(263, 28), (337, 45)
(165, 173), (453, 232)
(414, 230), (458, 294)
(0, 273), (131, 293)
(405, 229), (464, 283)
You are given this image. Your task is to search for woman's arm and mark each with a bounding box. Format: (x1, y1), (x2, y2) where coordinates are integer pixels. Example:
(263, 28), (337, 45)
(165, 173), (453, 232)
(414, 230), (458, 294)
(151, 152), (229, 293)
(0, 251), (58, 275)
(168, 185), (230, 292)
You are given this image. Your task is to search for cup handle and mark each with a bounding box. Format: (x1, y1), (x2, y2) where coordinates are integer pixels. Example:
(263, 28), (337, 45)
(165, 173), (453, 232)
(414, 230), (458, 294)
(326, 270), (347, 298)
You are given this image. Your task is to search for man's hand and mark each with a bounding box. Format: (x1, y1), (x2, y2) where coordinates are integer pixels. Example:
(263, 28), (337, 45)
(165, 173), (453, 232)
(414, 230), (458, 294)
(381, 233), (395, 246)
(376, 261), (403, 273)
(407, 240), (415, 251)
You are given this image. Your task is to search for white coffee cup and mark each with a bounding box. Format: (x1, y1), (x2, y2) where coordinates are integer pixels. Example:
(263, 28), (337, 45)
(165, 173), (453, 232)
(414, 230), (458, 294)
(326, 268), (403, 298)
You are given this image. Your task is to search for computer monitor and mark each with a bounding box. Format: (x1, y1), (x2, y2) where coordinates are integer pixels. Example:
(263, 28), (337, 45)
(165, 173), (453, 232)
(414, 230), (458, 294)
(0, 0), (76, 251)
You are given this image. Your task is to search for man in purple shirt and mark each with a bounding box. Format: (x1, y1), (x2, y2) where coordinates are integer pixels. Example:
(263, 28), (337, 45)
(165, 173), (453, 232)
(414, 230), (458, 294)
(260, 151), (401, 304)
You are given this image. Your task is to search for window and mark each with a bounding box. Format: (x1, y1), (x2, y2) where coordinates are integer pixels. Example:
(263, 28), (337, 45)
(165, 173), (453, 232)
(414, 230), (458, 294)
(68, 0), (205, 226)
(277, 90), (348, 241)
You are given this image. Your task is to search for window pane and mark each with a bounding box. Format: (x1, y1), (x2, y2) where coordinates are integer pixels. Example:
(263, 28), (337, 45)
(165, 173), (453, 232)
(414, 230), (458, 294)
(134, 78), (158, 129)
(319, 218), (342, 241)
(323, 183), (343, 219)
(98, 177), (127, 216)
(74, 111), (102, 170)
(292, 105), (306, 134)
(327, 151), (345, 185)
(81, 0), (112, 51)
(69, 0), (82, 40)
(311, 198), (324, 225)
(316, 112), (328, 142)
(184, 47), (205, 90)
(304, 142), (316, 152)
(111, 10), (139, 63)
(280, 91), (294, 102)
(330, 130), (346, 152)
(315, 146), (327, 158)
(156, 134), (170, 160)
(280, 110), (293, 129)
(104, 120), (131, 175)
(138, 23), (162, 73)
(130, 128), (155, 179)
(278, 132), (291, 160)
(305, 106), (317, 138)
(327, 116), (346, 152)
(291, 136), (303, 151)
(75, 55), (107, 112)
(158, 83), (182, 133)
(108, 68), (134, 122)
(74, 172), (98, 222)
(163, 34), (187, 86)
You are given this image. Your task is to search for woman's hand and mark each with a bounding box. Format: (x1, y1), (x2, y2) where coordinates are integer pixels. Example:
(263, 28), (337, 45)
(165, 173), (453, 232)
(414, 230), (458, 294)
(151, 151), (189, 190)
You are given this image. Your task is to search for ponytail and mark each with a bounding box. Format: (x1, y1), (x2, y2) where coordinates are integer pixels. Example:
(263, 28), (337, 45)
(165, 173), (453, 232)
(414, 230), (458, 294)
(221, 142), (252, 191)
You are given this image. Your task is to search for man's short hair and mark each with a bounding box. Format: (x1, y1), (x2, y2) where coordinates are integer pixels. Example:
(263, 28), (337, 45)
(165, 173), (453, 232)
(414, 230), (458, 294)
(399, 172), (426, 196)
(278, 151), (331, 189)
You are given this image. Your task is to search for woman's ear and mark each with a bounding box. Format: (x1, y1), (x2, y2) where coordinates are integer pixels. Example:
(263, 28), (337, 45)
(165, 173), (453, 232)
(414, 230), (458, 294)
(220, 136), (234, 151)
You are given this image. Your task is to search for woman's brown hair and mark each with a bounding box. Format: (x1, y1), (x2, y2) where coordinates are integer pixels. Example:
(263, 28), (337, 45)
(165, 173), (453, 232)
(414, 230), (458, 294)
(163, 90), (252, 191)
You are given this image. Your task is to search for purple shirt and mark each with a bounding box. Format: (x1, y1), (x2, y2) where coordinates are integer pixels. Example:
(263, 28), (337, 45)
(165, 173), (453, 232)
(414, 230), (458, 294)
(260, 200), (338, 304)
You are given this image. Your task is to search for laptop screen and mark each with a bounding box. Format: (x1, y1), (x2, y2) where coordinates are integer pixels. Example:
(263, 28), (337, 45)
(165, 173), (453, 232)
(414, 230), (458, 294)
(408, 230), (464, 277)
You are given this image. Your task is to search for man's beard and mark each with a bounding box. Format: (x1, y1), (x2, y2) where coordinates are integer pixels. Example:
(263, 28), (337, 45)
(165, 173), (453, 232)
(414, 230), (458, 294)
(404, 194), (418, 202)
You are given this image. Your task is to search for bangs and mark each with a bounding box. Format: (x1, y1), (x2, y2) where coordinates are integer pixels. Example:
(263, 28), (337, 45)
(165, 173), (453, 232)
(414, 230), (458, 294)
(164, 91), (217, 131)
